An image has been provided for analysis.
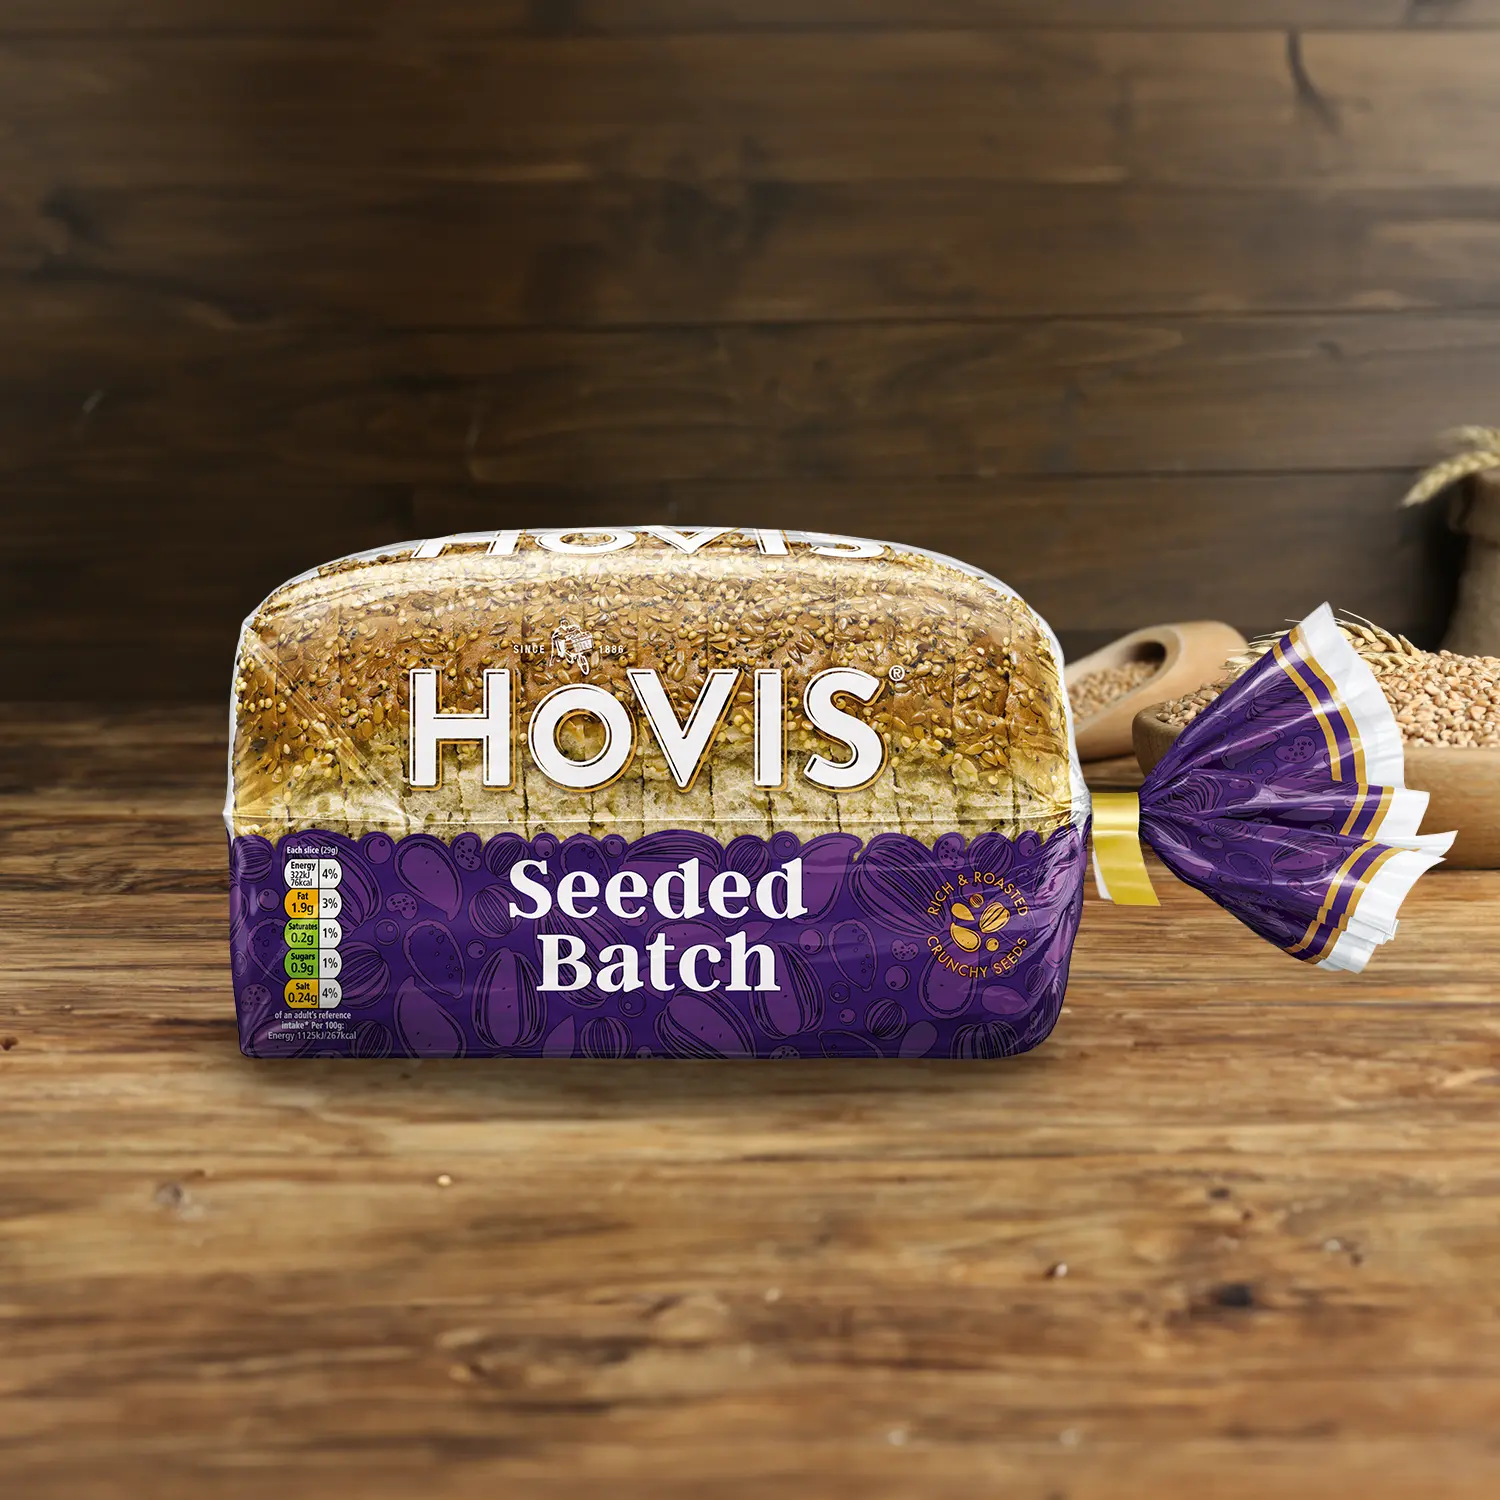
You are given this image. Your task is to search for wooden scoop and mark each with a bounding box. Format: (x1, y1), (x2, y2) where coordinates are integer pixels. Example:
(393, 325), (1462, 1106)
(1065, 621), (1246, 762)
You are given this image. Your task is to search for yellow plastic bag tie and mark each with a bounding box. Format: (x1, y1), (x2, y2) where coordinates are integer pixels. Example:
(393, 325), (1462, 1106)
(1091, 792), (1159, 907)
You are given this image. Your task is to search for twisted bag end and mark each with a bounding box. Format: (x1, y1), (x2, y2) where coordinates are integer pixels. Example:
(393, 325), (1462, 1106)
(1092, 605), (1455, 973)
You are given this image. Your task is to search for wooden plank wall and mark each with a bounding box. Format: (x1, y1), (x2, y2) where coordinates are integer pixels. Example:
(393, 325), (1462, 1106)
(4, 1), (1498, 698)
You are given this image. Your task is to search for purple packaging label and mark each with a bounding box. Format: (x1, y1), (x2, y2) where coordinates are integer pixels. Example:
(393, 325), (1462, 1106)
(229, 825), (1086, 1059)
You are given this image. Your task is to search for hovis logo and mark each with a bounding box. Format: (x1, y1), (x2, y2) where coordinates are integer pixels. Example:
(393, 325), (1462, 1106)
(406, 666), (887, 795)
(549, 618), (593, 675)
(409, 527), (886, 561)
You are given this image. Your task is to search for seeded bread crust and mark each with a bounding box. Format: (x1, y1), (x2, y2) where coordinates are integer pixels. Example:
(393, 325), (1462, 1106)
(230, 533), (1073, 840)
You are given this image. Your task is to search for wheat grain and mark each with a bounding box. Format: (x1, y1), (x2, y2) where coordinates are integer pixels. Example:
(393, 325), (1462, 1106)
(1156, 618), (1500, 748)
(1068, 659), (1160, 721)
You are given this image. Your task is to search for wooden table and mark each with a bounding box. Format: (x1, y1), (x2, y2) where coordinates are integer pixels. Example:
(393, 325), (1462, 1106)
(4, 707), (1499, 1499)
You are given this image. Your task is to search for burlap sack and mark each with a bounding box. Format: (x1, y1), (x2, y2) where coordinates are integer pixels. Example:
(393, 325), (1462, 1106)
(1444, 474), (1500, 656)
(1403, 429), (1500, 657)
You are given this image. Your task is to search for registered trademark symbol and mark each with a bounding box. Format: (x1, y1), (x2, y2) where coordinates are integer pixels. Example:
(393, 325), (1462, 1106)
(888, 664), (907, 683)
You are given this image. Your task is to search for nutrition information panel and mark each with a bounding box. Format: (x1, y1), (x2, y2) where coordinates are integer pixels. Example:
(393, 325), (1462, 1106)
(281, 852), (344, 1008)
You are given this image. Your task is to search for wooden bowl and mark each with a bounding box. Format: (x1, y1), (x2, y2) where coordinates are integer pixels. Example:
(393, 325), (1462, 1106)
(1065, 621), (1246, 762)
(1134, 706), (1500, 869)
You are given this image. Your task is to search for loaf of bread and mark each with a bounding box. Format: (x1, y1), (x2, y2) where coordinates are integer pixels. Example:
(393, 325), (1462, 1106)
(228, 529), (1079, 843)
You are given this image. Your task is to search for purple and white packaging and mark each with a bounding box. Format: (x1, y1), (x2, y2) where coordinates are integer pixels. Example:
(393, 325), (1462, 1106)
(226, 530), (1450, 1058)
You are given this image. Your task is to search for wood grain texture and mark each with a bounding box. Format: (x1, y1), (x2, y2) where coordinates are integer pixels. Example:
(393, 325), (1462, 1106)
(0, 491), (413, 698)
(10, 2), (1500, 34)
(0, 475), (1460, 700)
(4, 705), (1499, 1499)
(7, 32), (1500, 191)
(0, 7), (1485, 702)
(7, 314), (1498, 483)
(15, 183), (1500, 325)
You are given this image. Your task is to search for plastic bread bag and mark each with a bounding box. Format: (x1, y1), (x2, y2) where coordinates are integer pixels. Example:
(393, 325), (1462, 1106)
(225, 529), (1452, 1058)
